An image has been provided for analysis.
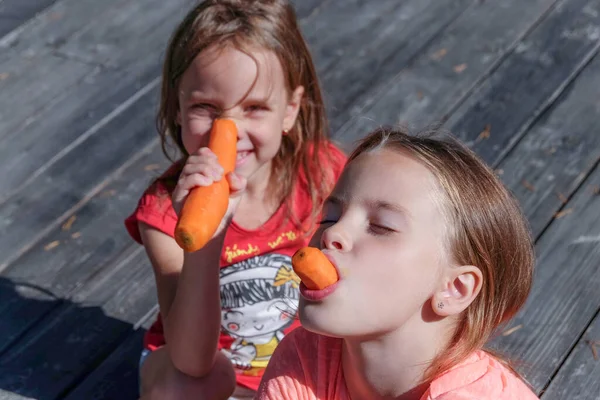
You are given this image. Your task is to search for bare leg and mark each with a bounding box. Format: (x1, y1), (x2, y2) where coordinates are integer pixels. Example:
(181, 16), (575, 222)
(139, 346), (236, 400)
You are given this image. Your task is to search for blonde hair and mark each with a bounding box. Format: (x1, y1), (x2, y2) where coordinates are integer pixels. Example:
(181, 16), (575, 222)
(349, 126), (535, 381)
(157, 0), (336, 227)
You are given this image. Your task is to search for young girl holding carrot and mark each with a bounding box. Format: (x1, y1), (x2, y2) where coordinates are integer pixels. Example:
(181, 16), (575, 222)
(124, 1), (346, 399)
(257, 127), (540, 399)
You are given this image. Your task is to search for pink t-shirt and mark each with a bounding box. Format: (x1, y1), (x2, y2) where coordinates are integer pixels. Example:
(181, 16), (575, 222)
(255, 327), (540, 399)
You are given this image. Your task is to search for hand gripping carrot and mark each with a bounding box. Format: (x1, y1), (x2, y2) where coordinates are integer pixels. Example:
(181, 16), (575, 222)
(175, 119), (238, 252)
(292, 247), (339, 290)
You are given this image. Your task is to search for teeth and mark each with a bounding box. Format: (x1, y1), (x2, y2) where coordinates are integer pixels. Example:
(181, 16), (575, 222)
(237, 151), (249, 160)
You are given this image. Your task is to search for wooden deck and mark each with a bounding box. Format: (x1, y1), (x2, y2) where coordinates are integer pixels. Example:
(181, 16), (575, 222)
(0, 0), (599, 398)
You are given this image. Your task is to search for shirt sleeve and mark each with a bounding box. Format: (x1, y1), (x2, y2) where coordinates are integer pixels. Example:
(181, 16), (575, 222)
(124, 182), (178, 244)
(254, 328), (317, 400)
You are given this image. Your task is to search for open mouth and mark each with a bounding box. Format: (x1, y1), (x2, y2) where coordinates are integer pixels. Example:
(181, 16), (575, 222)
(236, 150), (252, 165)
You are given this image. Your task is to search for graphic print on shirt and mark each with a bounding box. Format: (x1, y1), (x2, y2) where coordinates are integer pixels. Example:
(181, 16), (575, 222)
(219, 253), (300, 375)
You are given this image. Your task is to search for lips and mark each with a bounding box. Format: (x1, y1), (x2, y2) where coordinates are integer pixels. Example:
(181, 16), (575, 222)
(298, 251), (341, 301)
(299, 280), (339, 301)
(236, 150), (252, 166)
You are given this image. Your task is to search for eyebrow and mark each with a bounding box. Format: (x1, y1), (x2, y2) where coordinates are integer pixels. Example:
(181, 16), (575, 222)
(325, 195), (412, 219)
(186, 91), (273, 106)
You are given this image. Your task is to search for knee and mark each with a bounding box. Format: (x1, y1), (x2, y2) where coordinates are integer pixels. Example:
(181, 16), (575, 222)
(139, 346), (236, 400)
(206, 351), (237, 399)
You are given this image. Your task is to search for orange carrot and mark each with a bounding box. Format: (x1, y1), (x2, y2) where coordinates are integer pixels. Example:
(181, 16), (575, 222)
(175, 119), (238, 252)
(292, 247), (339, 290)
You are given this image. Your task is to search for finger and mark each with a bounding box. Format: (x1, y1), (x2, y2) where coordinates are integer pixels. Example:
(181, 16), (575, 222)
(191, 147), (217, 158)
(178, 173), (214, 191)
(186, 154), (218, 167)
(181, 162), (223, 181)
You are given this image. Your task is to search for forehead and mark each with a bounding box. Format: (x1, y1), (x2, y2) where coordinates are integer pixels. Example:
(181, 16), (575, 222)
(179, 45), (287, 102)
(334, 149), (443, 213)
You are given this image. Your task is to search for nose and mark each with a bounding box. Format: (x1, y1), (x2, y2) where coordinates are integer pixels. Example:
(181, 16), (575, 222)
(321, 223), (352, 252)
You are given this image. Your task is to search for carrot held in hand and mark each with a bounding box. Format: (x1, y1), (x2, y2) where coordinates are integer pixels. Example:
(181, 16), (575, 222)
(292, 247), (339, 290)
(175, 119), (238, 252)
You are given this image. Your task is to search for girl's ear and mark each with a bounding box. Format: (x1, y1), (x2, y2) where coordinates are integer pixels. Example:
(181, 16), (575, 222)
(431, 265), (483, 317)
(283, 86), (304, 133)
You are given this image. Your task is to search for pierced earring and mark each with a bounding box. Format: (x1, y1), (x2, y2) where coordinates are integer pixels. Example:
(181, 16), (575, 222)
(437, 301), (445, 309)
(283, 128), (289, 135)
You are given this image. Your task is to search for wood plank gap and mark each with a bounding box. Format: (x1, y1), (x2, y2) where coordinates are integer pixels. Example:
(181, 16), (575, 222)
(59, 308), (159, 400)
(490, 42), (600, 169)
(539, 306), (600, 398)
(438, 0), (564, 123)
(339, 0), (478, 129)
(0, 137), (158, 274)
(0, 246), (144, 358)
(0, 76), (160, 206)
(533, 154), (600, 244)
(51, 47), (110, 69)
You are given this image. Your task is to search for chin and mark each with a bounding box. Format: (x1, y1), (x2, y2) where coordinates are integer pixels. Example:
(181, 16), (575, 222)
(298, 301), (350, 339)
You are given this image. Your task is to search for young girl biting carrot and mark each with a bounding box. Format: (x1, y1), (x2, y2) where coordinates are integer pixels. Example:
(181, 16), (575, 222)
(257, 127), (540, 399)
(124, 1), (346, 399)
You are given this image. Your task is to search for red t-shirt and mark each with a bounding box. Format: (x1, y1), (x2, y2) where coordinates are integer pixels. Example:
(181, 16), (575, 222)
(124, 142), (346, 391)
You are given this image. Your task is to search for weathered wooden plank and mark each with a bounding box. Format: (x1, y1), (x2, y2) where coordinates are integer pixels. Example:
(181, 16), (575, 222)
(0, 85), (159, 271)
(0, 0), (58, 38)
(0, 248), (156, 399)
(444, 0), (600, 167)
(0, 389), (35, 400)
(334, 0), (559, 145)
(52, 0), (193, 68)
(62, 317), (155, 400)
(488, 165), (600, 392)
(0, 47), (91, 148)
(494, 51), (600, 237)
(300, 0), (405, 74)
(0, 143), (168, 355)
(0, 277), (61, 356)
(318, 0), (473, 131)
(0, 0), (195, 197)
(0, 0), (130, 51)
(291, 0), (327, 19)
(0, 0), (134, 143)
(541, 311), (600, 399)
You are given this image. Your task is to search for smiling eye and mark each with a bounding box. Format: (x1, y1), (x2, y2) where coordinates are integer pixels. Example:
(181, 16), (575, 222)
(190, 103), (218, 116)
(246, 104), (268, 113)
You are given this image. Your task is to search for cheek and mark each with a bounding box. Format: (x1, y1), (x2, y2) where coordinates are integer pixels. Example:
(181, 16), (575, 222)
(181, 117), (212, 153)
(247, 118), (282, 146)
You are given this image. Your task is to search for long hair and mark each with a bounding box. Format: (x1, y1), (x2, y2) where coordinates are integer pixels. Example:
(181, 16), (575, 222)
(156, 0), (336, 228)
(349, 126), (535, 381)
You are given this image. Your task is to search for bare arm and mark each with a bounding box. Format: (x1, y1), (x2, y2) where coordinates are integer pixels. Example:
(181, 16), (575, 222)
(148, 146), (245, 378)
(139, 220), (225, 378)
(164, 231), (226, 377)
(138, 222), (183, 324)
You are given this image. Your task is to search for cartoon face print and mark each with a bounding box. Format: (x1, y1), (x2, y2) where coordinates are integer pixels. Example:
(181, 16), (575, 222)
(222, 299), (295, 340)
(219, 253), (300, 370)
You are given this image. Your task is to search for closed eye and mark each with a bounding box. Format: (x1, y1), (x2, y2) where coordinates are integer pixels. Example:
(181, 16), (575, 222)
(368, 224), (397, 236)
